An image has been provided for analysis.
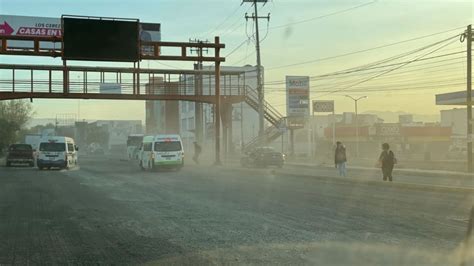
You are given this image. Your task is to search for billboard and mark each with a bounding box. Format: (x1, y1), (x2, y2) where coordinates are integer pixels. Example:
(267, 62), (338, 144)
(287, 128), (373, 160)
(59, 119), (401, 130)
(313, 100), (334, 113)
(63, 17), (139, 61)
(0, 15), (161, 53)
(286, 76), (310, 117)
(0, 15), (61, 50)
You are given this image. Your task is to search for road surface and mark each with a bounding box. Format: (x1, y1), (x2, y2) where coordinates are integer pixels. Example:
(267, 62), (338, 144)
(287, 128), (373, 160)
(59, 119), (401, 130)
(0, 156), (472, 265)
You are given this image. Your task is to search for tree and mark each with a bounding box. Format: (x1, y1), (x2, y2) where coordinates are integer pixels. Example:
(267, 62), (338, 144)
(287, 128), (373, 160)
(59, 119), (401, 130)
(0, 100), (34, 154)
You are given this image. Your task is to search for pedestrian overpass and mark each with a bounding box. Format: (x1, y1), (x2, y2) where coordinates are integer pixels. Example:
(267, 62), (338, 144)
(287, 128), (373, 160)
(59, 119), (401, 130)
(0, 19), (286, 163)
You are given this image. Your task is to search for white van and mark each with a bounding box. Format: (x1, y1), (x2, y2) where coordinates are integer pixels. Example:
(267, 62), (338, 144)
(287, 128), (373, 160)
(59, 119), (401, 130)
(37, 136), (78, 170)
(139, 135), (184, 171)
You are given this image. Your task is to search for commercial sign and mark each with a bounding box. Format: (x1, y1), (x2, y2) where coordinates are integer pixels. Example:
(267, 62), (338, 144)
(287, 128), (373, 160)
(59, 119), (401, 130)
(0, 15), (161, 51)
(286, 76), (310, 117)
(377, 123), (401, 136)
(313, 100), (334, 113)
(287, 116), (305, 129)
(0, 15), (61, 50)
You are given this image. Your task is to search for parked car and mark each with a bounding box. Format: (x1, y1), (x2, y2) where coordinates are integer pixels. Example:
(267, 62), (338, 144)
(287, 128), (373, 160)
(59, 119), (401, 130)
(6, 144), (35, 167)
(241, 146), (285, 168)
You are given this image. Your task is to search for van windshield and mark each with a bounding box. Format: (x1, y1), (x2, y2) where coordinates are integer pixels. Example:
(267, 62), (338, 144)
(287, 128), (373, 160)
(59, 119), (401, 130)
(39, 143), (66, 152)
(154, 141), (181, 152)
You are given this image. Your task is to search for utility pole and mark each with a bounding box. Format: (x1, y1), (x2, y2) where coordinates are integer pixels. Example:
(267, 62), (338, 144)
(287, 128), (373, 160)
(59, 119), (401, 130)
(243, 0), (270, 144)
(461, 25), (473, 172)
(345, 95), (367, 158)
(189, 38), (208, 145)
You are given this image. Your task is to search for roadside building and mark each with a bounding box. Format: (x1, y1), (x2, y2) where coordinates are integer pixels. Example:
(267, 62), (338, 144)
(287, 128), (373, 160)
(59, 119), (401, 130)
(179, 65), (261, 153)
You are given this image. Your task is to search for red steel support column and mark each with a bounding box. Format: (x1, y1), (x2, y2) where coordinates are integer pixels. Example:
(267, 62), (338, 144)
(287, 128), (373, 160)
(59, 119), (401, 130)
(30, 69), (33, 93)
(12, 69), (15, 92)
(214, 36), (222, 165)
(62, 60), (68, 93)
(48, 69), (51, 93)
(137, 60), (140, 95)
(133, 63), (136, 94)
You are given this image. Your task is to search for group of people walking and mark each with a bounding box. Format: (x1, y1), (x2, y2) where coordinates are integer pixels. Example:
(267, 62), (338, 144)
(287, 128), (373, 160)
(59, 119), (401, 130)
(334, 141), (397, 181)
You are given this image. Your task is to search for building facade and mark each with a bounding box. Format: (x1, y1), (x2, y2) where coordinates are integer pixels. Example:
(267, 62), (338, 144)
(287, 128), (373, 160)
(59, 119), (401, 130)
(178, 65), (261, 153)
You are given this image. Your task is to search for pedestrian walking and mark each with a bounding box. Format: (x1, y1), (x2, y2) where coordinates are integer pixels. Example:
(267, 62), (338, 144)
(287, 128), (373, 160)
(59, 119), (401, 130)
(334, 141), (347, 177)
(193, 141), (202, 164)
(378, 143), (397, 182)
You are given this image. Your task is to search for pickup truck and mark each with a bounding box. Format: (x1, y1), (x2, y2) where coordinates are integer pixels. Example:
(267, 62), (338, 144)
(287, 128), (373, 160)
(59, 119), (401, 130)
(6, 144), (35, 167)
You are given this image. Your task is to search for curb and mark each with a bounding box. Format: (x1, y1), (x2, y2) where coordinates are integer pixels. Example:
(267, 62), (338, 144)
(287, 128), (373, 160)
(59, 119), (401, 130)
(284, 161), (474, 179)
(273, 169), (474, 193)
(217, 162), (473, 192)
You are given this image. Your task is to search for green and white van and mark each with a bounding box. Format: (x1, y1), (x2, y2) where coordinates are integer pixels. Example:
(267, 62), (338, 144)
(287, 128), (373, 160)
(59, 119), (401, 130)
(37, 136), (78, 170)
(139, 135), (184, 171)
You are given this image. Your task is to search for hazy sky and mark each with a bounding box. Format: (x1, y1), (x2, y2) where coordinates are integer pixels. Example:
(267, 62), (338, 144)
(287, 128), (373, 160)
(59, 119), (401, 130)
(0, 0), (472, 121)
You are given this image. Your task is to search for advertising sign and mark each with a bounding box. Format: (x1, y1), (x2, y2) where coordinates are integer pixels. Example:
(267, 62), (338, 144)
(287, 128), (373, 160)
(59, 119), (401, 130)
(0, 15), (161, 52)
(286, 76), (310, 117)
(287, 116), (306, 129)
(377, 123), (401, 137)
(313, 100), (334, 113)
(0, 15), (61, 50)
(63, 17), (140, 61)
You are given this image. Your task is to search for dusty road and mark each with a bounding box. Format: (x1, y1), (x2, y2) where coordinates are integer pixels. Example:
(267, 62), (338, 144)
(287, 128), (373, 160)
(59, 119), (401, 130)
(0, 156), (472, 265)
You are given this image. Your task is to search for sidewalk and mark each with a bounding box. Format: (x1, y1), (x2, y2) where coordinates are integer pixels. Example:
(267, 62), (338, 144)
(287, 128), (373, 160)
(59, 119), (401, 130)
(287, 160), (474, 178)
(222, 153), (472, 177)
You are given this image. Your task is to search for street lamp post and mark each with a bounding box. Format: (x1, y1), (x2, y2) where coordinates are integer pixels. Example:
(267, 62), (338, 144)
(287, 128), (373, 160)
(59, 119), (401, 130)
(345, 95), (367, 158)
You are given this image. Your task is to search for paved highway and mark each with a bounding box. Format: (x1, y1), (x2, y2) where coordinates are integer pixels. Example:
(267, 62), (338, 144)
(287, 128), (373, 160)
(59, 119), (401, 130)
(0, 156), (472, 265)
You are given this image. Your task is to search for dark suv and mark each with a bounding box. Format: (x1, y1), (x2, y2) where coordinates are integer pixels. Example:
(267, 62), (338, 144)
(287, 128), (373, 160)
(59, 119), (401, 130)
(241, 147), (285, 168)
(6, 144), (35, 167)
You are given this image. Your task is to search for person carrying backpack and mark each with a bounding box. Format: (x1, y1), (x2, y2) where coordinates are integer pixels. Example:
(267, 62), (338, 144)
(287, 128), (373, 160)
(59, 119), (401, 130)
(378, 143), (397, 182)
(334, 141), (347, 177)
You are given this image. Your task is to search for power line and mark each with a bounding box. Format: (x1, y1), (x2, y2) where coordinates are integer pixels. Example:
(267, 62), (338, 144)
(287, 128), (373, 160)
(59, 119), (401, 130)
(265, 81), (464, 106)
(222, 1), (378, 67)
(220, 5), (257, 38)
(308, 57), (465, 82)
(264, 34), (463, 84)
(265, 76), (465, 93)
(268, 0), (378, 30)
(264, 50), (464, 85)
(225, 37), (251, 58)
(207, 4), (243, 37)
(317, 37), (460, 97)
(309, 53), (465, 81)
(267, 27), (465, 71)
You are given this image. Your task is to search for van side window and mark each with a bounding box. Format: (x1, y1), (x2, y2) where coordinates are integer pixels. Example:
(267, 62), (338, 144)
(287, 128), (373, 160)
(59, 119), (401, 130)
(143, 143), (152, 151)
(67, 143), (74, 152)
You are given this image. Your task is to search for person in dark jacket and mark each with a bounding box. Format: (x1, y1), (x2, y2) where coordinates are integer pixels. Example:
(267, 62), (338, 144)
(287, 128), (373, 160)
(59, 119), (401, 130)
(193, 141), (202, 164)
(379, 143), (396, 181)
(334, 141), (347, 177)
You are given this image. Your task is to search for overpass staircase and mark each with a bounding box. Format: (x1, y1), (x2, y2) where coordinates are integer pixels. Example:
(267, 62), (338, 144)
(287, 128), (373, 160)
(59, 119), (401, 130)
(243, 85), (285, 152)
